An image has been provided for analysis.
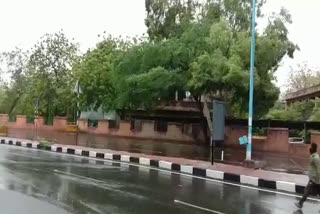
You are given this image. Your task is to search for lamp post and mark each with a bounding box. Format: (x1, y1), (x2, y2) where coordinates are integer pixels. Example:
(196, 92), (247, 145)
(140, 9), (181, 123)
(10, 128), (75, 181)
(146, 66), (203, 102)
(247, 0), (257, 161)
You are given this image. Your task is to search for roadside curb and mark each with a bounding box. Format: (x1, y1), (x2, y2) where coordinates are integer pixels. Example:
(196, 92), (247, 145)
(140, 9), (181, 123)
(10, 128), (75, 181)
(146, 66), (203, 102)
(0, 137), (306, 195)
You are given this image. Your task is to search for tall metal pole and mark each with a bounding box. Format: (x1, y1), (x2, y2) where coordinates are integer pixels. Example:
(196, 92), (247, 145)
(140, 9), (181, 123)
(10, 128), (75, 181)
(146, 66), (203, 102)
(76, 81), (80, 146)
(247, 0), (257, 161)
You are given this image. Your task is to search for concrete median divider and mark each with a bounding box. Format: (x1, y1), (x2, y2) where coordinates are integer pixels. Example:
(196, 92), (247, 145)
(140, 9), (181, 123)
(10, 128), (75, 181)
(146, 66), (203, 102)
(207, 169), (224, 180)
(0, 136), (307, 195)
(240, 175), (259, 186)
(139, 158), (150, 166)
(181, 165), (193, 174)
(276, 181), (296, 193)
(104, 153), (113, 160)
(120, 155), (130, 162)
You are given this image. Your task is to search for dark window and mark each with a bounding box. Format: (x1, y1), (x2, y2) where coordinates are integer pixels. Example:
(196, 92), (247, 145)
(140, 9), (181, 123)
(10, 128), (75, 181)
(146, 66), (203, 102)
(182, 123), (192, 135)
(9, 115), (16, 122)
(131, 119), (142, 132)
(108, 120), (119, 129)
(45, 115), (53, 126)
(88, 119), (98, 128)
(130, 120), (135, 130)
(27, 115), (35, 124)
(155, 120), (168, 132)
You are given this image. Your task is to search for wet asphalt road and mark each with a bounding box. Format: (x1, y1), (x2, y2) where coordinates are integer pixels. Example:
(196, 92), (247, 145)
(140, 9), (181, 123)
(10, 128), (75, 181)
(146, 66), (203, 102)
(0, 144), (318, 214)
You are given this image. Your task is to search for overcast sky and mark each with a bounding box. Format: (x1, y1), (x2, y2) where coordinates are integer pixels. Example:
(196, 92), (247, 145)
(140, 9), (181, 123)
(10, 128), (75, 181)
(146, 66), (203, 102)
(0, 0), (319, 91)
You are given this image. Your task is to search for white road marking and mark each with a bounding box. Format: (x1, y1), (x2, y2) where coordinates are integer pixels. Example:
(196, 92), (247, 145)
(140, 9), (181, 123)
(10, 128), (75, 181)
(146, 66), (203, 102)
(174, 200), (226, 214)
(79, 200), (104, 214)
(0, 158), (17, 163)
(54, 169), (105, 184)
(260, 200), (274, 205)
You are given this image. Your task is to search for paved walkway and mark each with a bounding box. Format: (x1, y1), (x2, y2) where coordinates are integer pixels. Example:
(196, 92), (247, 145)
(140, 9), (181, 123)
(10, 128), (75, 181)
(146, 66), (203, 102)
(53, 143), (309, 186)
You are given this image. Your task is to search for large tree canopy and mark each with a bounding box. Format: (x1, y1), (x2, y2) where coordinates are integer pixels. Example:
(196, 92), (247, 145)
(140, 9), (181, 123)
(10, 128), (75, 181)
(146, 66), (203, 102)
(0, 31), (80, 123)
(105, 0), (296, 119)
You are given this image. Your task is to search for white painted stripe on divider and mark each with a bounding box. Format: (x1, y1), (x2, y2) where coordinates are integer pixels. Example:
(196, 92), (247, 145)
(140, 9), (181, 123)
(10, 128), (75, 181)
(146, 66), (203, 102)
(276, 181), (296, 193)
(32, 143), (38, 148)
(51, 146), (57, 152)
(62, 147), (68, 153)
(181, 165), (193, 174)
(21, 142), (27, 147)
(104, 153), (113, 160)
(140, 158), (150, 165)
(12, 140), (17, 145)
(89, 151), (97, 158)
(206, 169), (224, 180)
(240, 175), (259, 186)
(159, 161), (172, 170)
(121, 155), (130, 162)
(75, 149), (82, 155)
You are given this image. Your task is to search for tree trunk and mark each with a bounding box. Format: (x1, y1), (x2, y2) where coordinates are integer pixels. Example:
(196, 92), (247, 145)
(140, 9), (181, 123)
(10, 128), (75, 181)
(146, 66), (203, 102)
(194, 96), (210, 144)
(8, 93), (23, 115)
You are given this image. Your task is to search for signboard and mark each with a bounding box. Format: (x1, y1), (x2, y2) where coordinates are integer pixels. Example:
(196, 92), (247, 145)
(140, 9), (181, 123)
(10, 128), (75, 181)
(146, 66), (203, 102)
(212, 100), (226, 141)
(239, 136), (248, 145)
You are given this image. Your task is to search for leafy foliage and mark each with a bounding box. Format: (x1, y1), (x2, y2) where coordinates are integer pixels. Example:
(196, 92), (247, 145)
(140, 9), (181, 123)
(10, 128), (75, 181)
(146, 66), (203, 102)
(0, 31), (80, 122)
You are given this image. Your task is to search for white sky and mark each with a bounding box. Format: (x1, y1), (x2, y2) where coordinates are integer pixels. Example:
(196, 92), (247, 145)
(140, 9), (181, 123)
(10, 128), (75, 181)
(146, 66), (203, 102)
(0, 0), (319, 92)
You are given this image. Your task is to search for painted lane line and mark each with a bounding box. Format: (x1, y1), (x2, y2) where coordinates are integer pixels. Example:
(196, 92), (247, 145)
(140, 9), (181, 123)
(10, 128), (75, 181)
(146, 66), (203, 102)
(53, 169), (105, 184)
(0, 158), (18, 163)
(54, 169), (145, 199)
(174, 200), (226, 214)
(79, 200), (104, 214)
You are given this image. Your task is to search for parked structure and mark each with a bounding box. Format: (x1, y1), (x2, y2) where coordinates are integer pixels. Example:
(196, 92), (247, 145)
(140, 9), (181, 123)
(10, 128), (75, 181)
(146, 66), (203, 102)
(285, 83), (320, 104)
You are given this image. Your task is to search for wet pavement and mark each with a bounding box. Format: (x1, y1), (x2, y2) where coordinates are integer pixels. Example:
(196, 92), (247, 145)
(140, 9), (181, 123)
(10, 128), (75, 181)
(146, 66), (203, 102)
(8, 129), (309, 174)
(0, 144), (318, 213)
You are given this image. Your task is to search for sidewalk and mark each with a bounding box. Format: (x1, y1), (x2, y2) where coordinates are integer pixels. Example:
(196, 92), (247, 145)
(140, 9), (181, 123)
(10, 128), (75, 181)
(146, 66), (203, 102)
(0, 136), (309, 195)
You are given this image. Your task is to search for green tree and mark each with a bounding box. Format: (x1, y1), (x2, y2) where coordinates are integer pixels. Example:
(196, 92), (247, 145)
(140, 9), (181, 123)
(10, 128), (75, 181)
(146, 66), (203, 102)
(0, 48), (29, 116)
(28, 31), (80, 122)
(266, 101), (314, 121)
(74, 36), (129, 112)
(145, 0), (199, 40)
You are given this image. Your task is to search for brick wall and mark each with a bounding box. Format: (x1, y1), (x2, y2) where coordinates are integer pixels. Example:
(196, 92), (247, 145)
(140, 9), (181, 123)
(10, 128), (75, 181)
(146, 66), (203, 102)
(264, 128), (289, 153)
(3, 113), (316, 155)
(78, 118), (202, 143)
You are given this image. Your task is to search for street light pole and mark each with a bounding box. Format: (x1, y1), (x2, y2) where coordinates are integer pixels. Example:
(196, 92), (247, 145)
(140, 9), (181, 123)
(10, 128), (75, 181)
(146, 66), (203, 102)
(247, 0), (257, 161)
